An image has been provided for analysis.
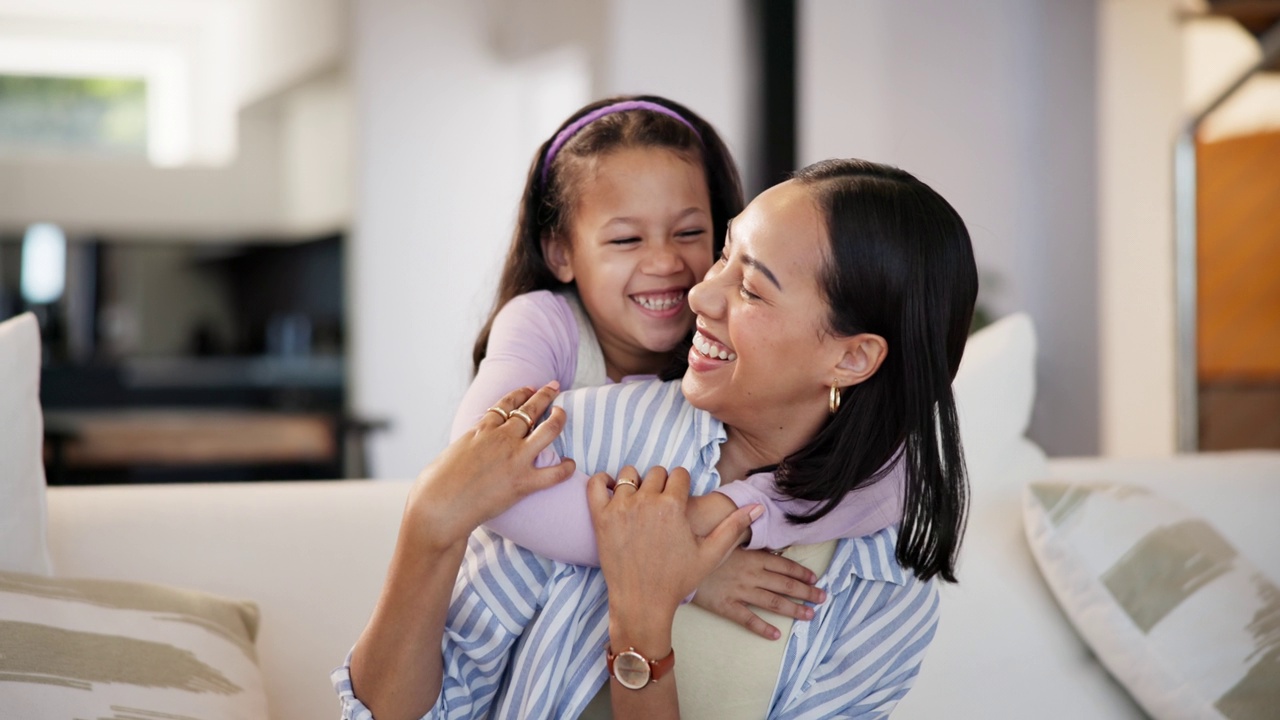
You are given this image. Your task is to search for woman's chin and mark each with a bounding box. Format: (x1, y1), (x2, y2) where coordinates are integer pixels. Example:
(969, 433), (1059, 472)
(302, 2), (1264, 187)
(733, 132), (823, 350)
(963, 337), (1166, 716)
(680, 372), (720, 414)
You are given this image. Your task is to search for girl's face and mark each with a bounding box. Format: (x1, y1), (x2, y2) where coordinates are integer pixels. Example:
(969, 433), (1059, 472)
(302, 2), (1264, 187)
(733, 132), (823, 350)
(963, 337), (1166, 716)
(547, 147), (714, 379)
(681, 180), (851, 434)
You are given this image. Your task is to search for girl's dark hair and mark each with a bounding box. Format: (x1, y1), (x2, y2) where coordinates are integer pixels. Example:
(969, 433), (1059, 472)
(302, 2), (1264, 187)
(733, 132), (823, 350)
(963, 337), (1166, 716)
(471, 95), (744, 378)
(775, 159), (977, 583)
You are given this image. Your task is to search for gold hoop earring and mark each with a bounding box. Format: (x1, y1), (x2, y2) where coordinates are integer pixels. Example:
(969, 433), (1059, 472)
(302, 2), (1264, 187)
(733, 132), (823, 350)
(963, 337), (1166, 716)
(829, 381), (842, 415)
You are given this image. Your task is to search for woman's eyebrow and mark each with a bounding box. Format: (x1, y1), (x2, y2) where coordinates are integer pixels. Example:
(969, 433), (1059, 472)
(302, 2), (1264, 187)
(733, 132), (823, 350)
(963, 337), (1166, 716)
(725, 219), (781, 290)
(742, 254), (782, 290)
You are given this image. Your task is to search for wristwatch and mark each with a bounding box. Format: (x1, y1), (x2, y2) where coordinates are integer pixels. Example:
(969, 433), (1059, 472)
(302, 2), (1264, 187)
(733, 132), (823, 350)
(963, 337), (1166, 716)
(606, 645), (676, 690)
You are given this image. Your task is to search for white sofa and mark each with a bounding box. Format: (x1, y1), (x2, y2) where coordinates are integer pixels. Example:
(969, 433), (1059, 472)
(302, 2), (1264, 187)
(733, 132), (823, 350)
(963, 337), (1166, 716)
(9, 311), (1279, 719)
(41, 451), (1280, 720)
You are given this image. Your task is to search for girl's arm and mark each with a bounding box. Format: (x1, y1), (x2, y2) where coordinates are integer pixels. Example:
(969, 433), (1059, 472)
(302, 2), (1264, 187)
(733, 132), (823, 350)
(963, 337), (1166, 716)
(450, 291), (579, 441)
(482, 448), (603, 566)
(694, 459), (906, 550)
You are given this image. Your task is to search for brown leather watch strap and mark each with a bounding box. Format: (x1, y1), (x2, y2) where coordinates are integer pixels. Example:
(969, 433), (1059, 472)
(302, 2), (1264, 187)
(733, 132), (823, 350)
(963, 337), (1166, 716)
(649, 646), (676, 682)
(607, 645), (676, 685)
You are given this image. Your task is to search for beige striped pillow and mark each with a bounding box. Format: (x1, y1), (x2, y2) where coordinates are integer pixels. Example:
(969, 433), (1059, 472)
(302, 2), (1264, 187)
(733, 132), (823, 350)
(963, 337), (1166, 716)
(1024, 481), (1279, 720)
(0, 570), (267, 719)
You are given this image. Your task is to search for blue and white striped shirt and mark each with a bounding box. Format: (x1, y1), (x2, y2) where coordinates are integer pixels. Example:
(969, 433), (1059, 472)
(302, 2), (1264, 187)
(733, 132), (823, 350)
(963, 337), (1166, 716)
(334, 379), (939, 719)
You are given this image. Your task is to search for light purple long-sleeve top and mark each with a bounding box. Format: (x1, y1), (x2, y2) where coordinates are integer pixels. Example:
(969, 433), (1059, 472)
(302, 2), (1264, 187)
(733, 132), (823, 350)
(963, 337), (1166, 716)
(453, 290), (904, 565)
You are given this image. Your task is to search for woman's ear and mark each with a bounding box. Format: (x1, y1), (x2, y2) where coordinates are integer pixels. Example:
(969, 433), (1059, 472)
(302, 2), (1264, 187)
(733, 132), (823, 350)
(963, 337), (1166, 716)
(834, 333), (888, 387)
(541, 234), (576, 283)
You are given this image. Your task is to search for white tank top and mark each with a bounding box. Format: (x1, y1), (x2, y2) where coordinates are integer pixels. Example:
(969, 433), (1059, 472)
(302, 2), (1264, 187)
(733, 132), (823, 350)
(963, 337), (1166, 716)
(558, 289), (609, 389)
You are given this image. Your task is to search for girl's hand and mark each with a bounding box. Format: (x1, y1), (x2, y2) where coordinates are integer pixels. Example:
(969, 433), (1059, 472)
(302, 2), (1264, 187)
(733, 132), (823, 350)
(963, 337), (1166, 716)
(588, 466), (762, 645)
(404, 382), (576, 553)
(692, 549), (826, 640)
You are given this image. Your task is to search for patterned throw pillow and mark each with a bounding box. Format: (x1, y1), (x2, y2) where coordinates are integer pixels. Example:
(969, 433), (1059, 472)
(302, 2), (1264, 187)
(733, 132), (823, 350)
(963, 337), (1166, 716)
(0, 570), (268, 719)
(1023, 481), (1279, 720)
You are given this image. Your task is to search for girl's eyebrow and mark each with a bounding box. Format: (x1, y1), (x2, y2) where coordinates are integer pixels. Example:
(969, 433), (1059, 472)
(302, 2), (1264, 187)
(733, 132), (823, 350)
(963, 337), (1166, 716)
(604, 206), (708, 228)
(725, 219), (782, 291)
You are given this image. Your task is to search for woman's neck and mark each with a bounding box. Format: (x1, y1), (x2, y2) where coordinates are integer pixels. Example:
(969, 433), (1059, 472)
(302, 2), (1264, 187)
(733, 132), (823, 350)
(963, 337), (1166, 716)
(716, 412), (823, 485)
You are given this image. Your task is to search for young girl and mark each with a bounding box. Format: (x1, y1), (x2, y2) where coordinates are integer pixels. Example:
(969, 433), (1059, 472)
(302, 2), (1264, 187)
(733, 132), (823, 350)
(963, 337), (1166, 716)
(453, 96), (905, 600)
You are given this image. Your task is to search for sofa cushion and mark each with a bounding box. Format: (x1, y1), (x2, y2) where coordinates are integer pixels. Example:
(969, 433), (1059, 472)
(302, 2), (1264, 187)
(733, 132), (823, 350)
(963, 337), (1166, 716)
(952, 312), (1036, 489)
(0, 569), (267, 719)
(0, 312), (52, 575)
(1024, 480), (1280, 720)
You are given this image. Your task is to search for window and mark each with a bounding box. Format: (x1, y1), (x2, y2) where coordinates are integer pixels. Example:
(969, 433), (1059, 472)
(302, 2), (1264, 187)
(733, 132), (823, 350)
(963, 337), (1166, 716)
(0, 74), (147, 157)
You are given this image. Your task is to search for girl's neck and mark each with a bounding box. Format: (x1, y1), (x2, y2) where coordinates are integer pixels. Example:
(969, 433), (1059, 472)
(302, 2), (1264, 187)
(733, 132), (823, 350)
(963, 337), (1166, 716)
(600, 342), (668, 382)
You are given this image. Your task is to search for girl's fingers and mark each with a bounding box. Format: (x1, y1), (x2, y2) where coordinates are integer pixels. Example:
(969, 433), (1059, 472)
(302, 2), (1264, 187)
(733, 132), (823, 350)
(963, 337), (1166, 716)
(725, 602), (782, 641)
(746, 587), (817, 621)
(758, 569), (826, 605)
(763, 553), (821, 587)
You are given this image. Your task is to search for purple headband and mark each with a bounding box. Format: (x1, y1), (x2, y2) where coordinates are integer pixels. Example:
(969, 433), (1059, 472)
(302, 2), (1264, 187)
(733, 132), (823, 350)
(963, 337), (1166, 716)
(541, 100), (703, 184)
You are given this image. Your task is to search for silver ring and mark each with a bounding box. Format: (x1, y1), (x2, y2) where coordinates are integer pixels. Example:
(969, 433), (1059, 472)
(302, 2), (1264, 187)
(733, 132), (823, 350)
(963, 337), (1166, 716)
(614, 479), (639, 491)
(508, 408), (535, 433)
(485, 406), (509, 421)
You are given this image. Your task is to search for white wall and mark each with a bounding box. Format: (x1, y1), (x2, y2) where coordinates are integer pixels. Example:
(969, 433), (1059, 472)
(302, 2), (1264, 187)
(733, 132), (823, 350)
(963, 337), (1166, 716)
(352, 0), (752, 477)
(1097, 0), (1182, 456)
(351, 0), (589, 477)
(602, 0), (751, 183)
(799, 0), (1100, 456)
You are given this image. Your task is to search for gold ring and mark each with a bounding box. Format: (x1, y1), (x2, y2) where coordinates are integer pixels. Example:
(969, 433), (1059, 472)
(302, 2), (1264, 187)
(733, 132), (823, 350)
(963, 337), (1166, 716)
(614, 479), (639, 491)
(509, 408), (535, 433)
(485, 406), (509, 421)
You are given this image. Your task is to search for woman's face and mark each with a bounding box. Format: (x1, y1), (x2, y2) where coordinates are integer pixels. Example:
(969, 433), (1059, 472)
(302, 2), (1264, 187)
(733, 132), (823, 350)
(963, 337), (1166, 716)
(682, 180), (844, 433)
(547, 147), (714, 378)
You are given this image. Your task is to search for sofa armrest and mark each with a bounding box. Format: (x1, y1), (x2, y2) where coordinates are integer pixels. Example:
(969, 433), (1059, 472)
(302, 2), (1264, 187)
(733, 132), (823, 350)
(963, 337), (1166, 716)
(46, 480), (411, 720)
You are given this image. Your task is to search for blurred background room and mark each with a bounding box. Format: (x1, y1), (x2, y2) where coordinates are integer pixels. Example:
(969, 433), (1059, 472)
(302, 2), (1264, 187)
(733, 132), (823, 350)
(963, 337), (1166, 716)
(1, 0), (1276, 483)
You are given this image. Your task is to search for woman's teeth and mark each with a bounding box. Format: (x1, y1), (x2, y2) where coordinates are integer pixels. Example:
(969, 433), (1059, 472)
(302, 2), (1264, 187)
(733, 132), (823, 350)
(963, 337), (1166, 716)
(693, 331), (736, 361)
(632, 292), (685, 311)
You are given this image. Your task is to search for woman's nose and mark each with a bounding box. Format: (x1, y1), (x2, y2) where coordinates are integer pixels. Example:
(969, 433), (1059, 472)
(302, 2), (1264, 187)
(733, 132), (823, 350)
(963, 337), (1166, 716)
(687, 273), (724, 319)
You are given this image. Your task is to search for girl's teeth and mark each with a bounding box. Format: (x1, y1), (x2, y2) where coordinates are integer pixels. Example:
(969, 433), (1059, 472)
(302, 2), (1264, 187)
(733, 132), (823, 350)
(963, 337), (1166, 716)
(634, 292), (684, 311)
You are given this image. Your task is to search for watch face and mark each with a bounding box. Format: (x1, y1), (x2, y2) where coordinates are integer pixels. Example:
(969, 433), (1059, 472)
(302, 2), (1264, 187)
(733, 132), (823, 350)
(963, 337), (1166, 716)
(614, 650), (651, 690)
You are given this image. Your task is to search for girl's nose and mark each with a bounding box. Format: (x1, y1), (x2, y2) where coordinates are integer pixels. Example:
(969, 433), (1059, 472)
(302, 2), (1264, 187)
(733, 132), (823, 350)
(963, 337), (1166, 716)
(642, 241), (683, 275)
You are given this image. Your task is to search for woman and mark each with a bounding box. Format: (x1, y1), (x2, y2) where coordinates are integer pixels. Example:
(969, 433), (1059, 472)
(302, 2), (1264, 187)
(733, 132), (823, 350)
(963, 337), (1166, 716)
(338, 159), (977, 719)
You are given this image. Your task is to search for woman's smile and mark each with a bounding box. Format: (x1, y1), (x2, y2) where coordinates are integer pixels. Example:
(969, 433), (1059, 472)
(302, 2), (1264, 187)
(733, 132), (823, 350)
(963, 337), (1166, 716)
(691, 327), (737, 362)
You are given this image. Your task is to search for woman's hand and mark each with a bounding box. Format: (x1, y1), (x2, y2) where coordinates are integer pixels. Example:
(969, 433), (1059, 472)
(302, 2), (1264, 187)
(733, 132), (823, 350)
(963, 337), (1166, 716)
(692, 549), (826, 640)
(405, 382), (576, 554)
(352, 382), (574, 720)
(588, 466), (762, 719)
(588, 466), (762, 647)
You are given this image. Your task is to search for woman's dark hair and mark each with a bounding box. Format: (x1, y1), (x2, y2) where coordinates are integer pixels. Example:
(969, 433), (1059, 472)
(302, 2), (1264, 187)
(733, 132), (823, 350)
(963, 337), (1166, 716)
(471, 95), (744, 378)
(775, 159), (977, 583)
